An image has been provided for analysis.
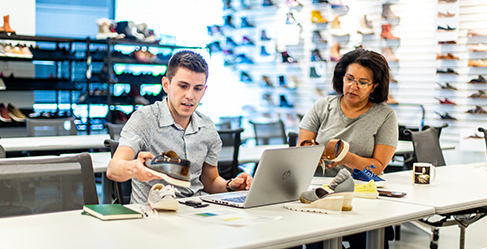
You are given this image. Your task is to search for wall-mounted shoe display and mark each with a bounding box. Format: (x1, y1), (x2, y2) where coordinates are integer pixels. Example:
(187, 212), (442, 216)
(96, 18), (123, 40)
(0, 103), (12, 122)
(240, 16), (254, 28)
(469, 43), (487, 52)
(279, 95), (294, 108)
(286, 11), (300, 26)
(382, 47), (398, 62)
(330, 42), (341, 61)
(382, 3), (399, 20)
(261, 75), (274, 87)
(241, 36), (255, 46)
(226, 37), (238, 48)
(260, 46), (271, 56)
(468, 59), (487, 67)
(311, 49), (325, 62)
(437, 25), (456, 31)
(313, 0), (329, 3)
(436, 82), (457, 90)
(240, 0), (250, 9)
(438, 11), (455, 18)
(287, 0), (303, 8)
(467, 29), (487, 37)
(235, 53), (254, 64)
(438, 40), (456, 45)
(207, 41), (222, 53)
(330, 16), (349, 36)
(465, 105), (487, 114)
(310, 66), (321, 78)
(0, 15), (16, 34)
(438, 0), (457, 3)
(263, 0), (274, 7)
(223, 15), (236, 28)
(223, 0), (234, 11)
(469, 90), (487, 98)
(240, 71), (252, 82)
(436, 97), (456, 105)
(435, 111), (457, 120)
(261, 29), (272, 40)
(312, 30), (327, 43)
(7, 103), (26, 122)
(436, 68), (458, 74)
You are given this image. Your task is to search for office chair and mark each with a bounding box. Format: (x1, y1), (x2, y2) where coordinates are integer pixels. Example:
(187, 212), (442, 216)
(404, 127), (487, 249)
(103, 139), (131, 204)
(249, 120), (287, 145)
(25, 117), (77, 137)
(215, 121), (232, 130)
(288, 131), (298, 147)
(0, 144), (5, 158)
(105, 122), (124, 140)
(478, 127), (487, 150)
(0, 153), (98, 218)
(217, 128), (244, 180)
(219, 116), (243, 129)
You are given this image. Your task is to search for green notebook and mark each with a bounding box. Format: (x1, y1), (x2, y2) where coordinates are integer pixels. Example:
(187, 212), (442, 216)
(83, 204), (143, 221)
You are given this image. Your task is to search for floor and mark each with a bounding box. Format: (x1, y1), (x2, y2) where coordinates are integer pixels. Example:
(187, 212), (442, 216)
(389, 219), (487, 249)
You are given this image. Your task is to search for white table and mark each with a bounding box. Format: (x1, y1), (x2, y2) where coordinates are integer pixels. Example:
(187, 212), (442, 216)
(0, 198), (434, 249)
(0, 134), (109, 152)
(380, 163), (487, 214)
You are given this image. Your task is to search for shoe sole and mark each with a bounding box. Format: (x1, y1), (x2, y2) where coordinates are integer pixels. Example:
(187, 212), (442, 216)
(284, 196), (344, 214)
(149, 199), (179, 211)
(145, 167), (191, 188)
(354, 192), (379, 199)
(354, 179), (386, 188)
(300, 192), (353, 211)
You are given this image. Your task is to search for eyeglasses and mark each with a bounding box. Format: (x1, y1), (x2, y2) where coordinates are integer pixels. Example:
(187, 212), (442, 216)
(343, 75), (373, 89)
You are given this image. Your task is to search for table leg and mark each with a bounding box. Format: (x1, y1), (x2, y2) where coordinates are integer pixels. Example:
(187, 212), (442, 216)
(366, 228), (385, 249)
(323, 237), (342, 249)
(101, 172), (113, 204)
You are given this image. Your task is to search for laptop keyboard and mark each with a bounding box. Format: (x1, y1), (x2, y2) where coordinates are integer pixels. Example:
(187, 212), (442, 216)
(222, 196), (247, 203)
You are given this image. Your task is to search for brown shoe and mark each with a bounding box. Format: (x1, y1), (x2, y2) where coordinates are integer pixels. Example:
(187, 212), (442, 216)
(7, 103), (26, 122)
(437, 11), (455, 18)
(437, 53), (458, 60)
(468, 59), (487, 67)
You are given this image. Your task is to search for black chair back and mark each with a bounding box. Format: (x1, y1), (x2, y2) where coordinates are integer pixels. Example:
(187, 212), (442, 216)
(249, 120), (287, 145)
(103, 139), (131, 204)
(404, 127), (446, 167)
(217, 128), (244, 180)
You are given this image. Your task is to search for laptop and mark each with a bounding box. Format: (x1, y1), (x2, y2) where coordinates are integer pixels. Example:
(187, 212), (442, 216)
(200, 145), (324, 208)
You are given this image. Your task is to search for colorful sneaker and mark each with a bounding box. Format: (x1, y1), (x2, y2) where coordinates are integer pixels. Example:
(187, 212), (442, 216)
(148, 184), (179, 211)
(283, 196), (344, 214)
(145, 151), (191, 188)
(300, 187), (354, 211)
(328, 168), (354, 193)
(353, 165), (387, 187)
(354, 180), (379, 199)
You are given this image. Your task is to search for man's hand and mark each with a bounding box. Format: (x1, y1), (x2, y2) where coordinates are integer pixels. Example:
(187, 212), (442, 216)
(132, 152), (161, 182)
(229, 172), (253, 191)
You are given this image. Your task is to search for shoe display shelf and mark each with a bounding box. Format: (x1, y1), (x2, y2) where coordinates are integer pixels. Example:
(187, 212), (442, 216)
(98, 38), (200, 123)
(0, 33), (93, 128)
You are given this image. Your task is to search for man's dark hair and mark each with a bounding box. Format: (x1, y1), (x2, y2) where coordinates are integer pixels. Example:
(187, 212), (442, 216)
(332, 48), (390, 103)
(166, 50), (209, 81)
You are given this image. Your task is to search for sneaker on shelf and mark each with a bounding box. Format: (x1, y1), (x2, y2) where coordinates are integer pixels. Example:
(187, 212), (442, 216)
(7, 103), (26, 122)
(283, 195), (344, 214)
(300, 187), (353, 211)
(354, 180), (379, 199)
(145, 151), (191, 187)
(0, 103), (12, 122)
(353, 165), (387, 187)
(148, 184), (179, 211)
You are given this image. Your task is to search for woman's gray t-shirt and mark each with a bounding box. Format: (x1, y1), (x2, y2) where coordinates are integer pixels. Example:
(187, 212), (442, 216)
(299, 95), (398, 176)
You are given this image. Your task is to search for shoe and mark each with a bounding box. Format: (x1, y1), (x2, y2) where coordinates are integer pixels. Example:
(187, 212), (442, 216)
(382, 47), (399, 62)
(330, 42), (341, 61)
(0, 15), (16, 34)
(438, 11), (455, 18)
(279, 95), (293, 108)
(286, 11), (300, 26)
(148, 184), (179, 211)
(299, 187), (354, 211)
(262, 75), (274, 87)
(469, 90), (487, 98)
(468, 59), (487, 67)
(436, 68), (458, 74)
(469, 75), (487, 83)
(465, 133), (483, 139)
(465, 105), (487, 114)
(352, 165), (386, 187)
(382, 3), (399, 20)
(312, 30), (327, 43)
(223, 0), (234, 11)
(328, 168), (355, 193)
(387, 95), (399, 105)
(469, 43), (487, 52)
(354, 180), (379, 199)
(260, 46), (271, 56)
(311, 10), (328, 24)
(310, 66), (321, 78)
(240, 0), (250, 9)
(0, 103), (12, 122)
(240, 16), (254, 28)
(437, 25), (456, 31)
(330, 16), (349, 37)
(381, 23), (399, 39)
(207, 41), (222, 53)
(145, 151), (191, 187)
(438, 40), (456, 45)
(281, 51), (297, 63)
(261, 29), (271, 40)
(435, 111), (457, 120)
(467, 29), (487, 37)
(436, 53), (459, 60)
(313, 0), (329, 3)
(96, 18), (123, 40)
(223, 15), (236, 28)
(7, 103), (26, 122)
(436, 97), (456, 105)
(283, 196), (344, 214)
(235, 53), (253, 64)
(323, 139), (350, 163)
(240, 71), (252, 82)
(357, 15), (374, 35)
(438, 0), (457, 3)
(436, 82), (457, 90)
(287, 0), (303, 8)
(241, 36), (255, 46)
(263, 0), (274, 6)
(311, 49), (325, 62)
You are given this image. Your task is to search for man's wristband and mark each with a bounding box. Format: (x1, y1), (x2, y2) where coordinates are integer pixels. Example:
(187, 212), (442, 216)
(226, 178), (235, 192)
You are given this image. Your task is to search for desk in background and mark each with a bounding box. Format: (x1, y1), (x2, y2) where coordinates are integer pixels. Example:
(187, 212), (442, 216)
(0, 134), (109, 152)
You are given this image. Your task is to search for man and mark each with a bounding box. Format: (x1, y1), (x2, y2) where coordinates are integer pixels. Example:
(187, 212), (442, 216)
(107, 50), (252, 203)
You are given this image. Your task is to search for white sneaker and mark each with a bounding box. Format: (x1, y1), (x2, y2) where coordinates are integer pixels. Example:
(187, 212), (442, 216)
(148, 184), (179, 211)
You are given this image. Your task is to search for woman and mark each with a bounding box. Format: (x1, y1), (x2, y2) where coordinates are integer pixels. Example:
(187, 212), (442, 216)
(299, 48), (398, 249)
(299, 48), (398, 177)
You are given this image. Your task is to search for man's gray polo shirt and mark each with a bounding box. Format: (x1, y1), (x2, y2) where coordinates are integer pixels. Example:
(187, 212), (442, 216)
(119, 97), (222, 203)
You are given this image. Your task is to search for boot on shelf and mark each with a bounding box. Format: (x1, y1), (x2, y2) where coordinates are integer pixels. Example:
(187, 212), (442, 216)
(240, 16), (254, 28)
(281, 51), (298, 63)
(382, 3), (399, 20)
(310, 66), (321, 78)
(311, 10), (328, 24)
(260, 46), (271, 56)
(262, 75), (274, 87)
(287, 0), (303, 8)
(286, 11), (300, 26)
(311, 49), (325, 62)
(312, 30), (327, 43)
(381, 47), (399, 62)
(357, 15), (374, 35)
(223, 15), (236, 28)
(240, 0), (250, 9)
(241, 72), (252, 82)
(261, 29), (272, 40)
(263, 0), (274, 7)
(242, 36), (255, 46)
(279, 95), (294, 108)
(96, 18), (123, 40)
(330, 43), (341, 62)
(0, 15), (16, 34)
(381, 23), (399, 39)
(330, 16), (349, 36)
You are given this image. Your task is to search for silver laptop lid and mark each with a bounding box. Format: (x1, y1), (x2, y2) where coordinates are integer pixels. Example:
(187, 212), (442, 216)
(243, 145), (324, 208)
